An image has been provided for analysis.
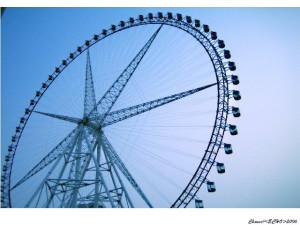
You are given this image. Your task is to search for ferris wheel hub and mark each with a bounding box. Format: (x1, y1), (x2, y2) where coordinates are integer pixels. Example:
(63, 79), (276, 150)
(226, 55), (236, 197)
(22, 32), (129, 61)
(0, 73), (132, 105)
(82, 117), (89, 125)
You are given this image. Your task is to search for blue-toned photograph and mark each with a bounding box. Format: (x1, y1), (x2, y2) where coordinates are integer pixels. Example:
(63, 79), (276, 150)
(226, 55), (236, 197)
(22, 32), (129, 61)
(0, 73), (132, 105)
(1, 8), (300, 209)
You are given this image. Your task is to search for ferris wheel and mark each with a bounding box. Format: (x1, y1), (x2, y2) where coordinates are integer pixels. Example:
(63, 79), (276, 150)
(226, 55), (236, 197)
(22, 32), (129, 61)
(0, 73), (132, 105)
(1, 12), (241, 208)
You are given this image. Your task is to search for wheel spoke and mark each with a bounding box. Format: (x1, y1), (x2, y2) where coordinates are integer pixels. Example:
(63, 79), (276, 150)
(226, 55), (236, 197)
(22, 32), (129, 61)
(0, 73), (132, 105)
(11, 126), (80, 190)
(34, 111), (82, 124)
(102, 83), (217, 127)
(89, 25), (163, 123)
(101, 134), (153, 208)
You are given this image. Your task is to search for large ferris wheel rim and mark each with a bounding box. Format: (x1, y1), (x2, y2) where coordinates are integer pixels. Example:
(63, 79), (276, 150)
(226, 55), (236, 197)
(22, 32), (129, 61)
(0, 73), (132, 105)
(1, 12), (229, 208)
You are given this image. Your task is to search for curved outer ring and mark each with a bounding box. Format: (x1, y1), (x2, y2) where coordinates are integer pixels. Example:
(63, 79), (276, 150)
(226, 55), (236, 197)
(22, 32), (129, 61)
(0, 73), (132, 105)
(1, 13), (229, 208)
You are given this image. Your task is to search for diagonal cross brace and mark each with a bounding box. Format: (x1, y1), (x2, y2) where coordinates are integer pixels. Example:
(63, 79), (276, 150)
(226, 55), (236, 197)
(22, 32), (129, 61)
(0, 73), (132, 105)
(11, 126), (80, 190)
(102, 83), (217, 127)
(102, 134), (153, 208)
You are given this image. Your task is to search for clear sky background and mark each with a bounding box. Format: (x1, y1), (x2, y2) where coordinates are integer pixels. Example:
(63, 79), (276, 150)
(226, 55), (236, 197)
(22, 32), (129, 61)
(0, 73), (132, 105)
(1, 7), (300, 208)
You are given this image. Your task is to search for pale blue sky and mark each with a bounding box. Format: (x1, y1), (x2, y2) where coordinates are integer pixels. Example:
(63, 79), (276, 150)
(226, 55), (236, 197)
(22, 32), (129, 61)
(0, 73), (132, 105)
(2, 8), (300, 207)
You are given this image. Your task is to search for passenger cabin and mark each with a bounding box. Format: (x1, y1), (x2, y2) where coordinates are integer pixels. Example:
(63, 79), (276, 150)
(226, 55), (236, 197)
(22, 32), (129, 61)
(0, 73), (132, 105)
(195, 19), (200, 27)
(231, 75), (239, 85)
(5, 156), (10, 162)
(62, 60), (67, 65)
(129, 17), (134, 23)
(3, 166), (7, 172)
(148, 13), (154, 20)
(30, 100), (35, 106)
(233, 90), (241, 100)
(48, 75), (53, 80)
(55, 67), (60, 73)
(69, 53), (74, 59)
(224, 143), (233, 154)
(16, 126), (21, 133)
(211, 31), (217, 40)
(20, 117), (25, 123)
(36, 91), (41, 97)
(228, 61), (236, 71)
(229, 124), (238, 135)
(186, 16), (192, 23)
(25, 108), (30, 114)
(216, 163), (225, 174)
(207, 181), (216, 192)
(195, 199), (204, 208)
(218, 40), (225, 48)
(8, 145), (13, 152)
(85, 40), (90, 46)
(224, 50), (231, 59)
(203, 24), (209, 33)
(77, 46), (82, 52)
(167, 12), (173, 19)
(111, 25), (116, 31)
(42, 83), (47, 89)
(93, 34), (99, 40)
(176, 13), (182, 21)
(102, 29), (107, 36)
(232, 107), (241, 117)
(158, 12), (163, 19)
(12, 136), (16, 142)
(120, 21), (125, 27)
(139, 15), (144, 21)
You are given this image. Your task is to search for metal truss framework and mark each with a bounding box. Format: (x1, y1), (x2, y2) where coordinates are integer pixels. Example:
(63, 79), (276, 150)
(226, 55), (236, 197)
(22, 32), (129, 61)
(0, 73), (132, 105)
(1, 12), (239, 208)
